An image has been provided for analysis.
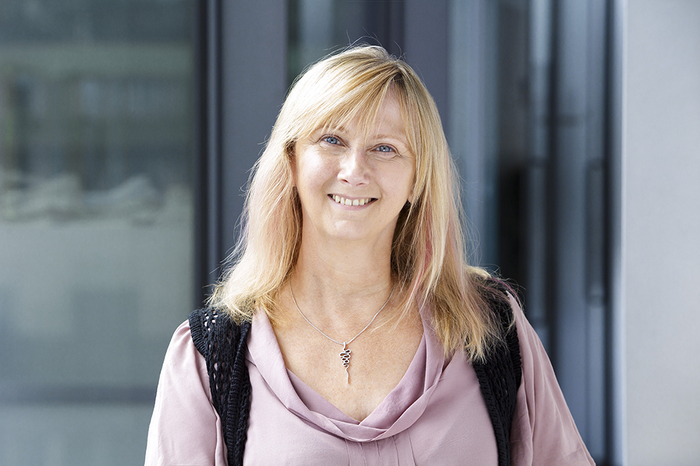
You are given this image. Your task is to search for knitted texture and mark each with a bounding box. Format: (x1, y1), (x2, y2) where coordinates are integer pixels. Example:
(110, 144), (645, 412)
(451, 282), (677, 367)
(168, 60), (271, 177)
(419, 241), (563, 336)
(189, 307), (251, 466)
(472, 280), (523, 466)
(190, 280), (521, 465)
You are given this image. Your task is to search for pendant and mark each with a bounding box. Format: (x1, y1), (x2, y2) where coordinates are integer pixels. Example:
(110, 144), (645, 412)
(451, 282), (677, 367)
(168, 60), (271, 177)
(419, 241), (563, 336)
(339, 343), (352, 384)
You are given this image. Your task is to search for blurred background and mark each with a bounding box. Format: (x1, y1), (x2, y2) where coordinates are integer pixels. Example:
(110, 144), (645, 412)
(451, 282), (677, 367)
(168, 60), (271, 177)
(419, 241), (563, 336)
(0, 1), (698, 465)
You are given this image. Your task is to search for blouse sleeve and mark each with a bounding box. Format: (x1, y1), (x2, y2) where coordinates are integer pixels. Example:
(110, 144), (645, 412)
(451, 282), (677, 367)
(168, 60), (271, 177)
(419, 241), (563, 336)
(144, 321), (228, 466)
(509, 297), (596, 465)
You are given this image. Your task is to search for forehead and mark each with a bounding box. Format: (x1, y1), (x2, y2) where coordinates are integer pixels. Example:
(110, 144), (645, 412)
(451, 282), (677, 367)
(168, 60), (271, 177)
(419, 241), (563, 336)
(317, 89), (411, 142)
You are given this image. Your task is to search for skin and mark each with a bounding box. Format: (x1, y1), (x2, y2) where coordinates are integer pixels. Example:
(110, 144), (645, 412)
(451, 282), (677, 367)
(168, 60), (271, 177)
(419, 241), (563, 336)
(273, 90), (424, 421)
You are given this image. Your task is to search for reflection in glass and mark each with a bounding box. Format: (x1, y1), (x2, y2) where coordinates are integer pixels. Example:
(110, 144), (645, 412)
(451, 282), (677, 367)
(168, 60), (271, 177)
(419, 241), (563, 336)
(287, 0), (404, 84)
(0, 2), (196, 464)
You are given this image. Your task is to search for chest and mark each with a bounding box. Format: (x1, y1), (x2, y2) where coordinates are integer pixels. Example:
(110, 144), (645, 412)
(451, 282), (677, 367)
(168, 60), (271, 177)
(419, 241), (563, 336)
(273, 313), (423, 421)
(243, 347), (499, 466)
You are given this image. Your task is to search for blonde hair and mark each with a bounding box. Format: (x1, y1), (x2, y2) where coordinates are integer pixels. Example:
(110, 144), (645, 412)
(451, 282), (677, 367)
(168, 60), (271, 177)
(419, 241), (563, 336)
(209, 45), (503, 361)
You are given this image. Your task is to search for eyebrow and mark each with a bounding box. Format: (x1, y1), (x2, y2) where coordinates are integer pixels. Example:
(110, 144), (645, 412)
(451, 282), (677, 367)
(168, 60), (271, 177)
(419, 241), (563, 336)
(371, 133), (410, 148)
(373, 133), (405, 141)
(316, 125), (346, 134)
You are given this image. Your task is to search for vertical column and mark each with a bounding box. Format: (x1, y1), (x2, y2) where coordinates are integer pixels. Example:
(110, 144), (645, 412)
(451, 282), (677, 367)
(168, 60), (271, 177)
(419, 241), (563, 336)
(218, 1), (289, 266)
(447, 0), (500, 266)
(550, 0), (609, 458)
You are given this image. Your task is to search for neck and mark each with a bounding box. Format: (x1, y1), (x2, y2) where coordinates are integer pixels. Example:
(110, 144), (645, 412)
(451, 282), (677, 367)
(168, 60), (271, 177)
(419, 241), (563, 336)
(289, 238), (395, 329)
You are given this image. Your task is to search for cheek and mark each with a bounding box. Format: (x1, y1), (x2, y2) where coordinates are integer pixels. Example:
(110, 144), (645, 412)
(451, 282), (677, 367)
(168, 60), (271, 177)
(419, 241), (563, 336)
(295, 158), (333, 198)
(389, 165), (416, 199)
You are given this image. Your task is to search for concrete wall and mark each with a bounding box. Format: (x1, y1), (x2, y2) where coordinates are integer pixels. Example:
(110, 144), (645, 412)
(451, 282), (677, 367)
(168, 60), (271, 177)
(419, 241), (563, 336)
(623, 1), (700, 464)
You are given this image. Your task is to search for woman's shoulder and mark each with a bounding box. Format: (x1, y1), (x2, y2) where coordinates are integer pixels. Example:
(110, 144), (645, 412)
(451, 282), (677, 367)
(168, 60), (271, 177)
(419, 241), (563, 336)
(146, 319), (226, 465)
(156, 318), (211, 392)
(471, 275), (522, 330)
(188, 307), (252, 358)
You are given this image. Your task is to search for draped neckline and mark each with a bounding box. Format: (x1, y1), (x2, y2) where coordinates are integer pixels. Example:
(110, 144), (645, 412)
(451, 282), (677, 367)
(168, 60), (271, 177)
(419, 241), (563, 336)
(246, 306), (446, 443)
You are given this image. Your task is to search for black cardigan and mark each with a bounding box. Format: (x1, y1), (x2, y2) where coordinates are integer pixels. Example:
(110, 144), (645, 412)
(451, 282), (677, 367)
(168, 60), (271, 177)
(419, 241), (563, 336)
(189, 282), (521, 466)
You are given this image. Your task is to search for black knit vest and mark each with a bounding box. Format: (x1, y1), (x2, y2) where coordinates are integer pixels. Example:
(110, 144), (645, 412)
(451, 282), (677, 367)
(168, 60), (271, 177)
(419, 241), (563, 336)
(189, 282), (521, 466)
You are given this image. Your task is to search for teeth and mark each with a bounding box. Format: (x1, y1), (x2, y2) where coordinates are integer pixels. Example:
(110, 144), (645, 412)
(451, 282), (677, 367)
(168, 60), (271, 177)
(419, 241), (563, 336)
(332, 195), (371, 206)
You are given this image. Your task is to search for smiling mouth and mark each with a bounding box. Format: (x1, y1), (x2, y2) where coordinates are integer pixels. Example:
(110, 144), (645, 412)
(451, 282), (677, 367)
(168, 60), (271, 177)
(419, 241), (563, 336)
(330, 195), (376, 206)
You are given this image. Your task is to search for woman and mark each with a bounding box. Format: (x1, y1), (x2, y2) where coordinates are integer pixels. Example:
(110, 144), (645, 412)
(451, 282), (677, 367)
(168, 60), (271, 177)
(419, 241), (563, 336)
(145, 46), (594, 465)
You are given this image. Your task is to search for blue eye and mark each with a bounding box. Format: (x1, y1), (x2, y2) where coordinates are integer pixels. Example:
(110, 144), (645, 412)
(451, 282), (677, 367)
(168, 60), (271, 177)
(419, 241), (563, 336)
(323, 136), (340, 145)
(376, 145), (395, 153)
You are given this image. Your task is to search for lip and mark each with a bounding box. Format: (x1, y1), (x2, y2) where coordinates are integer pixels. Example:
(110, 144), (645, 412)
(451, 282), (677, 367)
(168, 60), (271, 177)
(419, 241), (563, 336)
(329, 194), (377, 207)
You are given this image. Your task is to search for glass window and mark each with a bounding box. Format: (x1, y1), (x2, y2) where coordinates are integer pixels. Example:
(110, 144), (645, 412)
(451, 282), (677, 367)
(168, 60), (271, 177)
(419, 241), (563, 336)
(0, 1), (196, 464)
(287, 0), (404, 85)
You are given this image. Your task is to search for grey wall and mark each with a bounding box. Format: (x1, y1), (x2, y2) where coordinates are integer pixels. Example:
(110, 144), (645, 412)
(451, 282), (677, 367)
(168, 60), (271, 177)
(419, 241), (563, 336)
(623, 1), (700, 464)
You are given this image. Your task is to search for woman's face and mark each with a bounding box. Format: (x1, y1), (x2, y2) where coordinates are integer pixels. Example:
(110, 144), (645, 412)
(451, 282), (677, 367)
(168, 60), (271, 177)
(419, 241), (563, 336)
(293, 90), (416, 249)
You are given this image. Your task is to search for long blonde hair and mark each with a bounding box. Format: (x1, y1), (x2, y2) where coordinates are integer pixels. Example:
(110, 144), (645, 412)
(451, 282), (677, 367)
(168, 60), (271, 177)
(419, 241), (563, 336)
(209, 45), (502, 361)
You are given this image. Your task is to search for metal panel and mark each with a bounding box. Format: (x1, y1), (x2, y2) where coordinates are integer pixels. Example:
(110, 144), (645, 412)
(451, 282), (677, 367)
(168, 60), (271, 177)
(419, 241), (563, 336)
(447, 0), (500, 266)
(608, 2), (626, 463)
(219, 0), (288, 268)
(550, 0), (610, 460)
(404, 0), (449, 132)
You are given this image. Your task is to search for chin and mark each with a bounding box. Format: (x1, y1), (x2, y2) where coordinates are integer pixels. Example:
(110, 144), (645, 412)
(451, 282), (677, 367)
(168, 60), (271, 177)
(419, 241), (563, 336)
(326, 230), (369, 242)
(325, 224), (394, 246)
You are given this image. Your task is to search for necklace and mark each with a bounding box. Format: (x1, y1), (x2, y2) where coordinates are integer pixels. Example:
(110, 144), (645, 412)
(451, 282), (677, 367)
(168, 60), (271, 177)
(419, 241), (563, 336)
(289, 281), (395, 384)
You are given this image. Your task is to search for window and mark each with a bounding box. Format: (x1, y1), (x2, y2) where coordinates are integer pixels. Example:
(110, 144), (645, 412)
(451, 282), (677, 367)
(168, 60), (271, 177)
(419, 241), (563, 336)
(0, 1), (197, 463)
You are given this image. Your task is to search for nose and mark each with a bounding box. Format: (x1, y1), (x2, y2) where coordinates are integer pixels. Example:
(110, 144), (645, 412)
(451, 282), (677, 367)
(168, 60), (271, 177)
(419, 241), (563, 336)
(338, 147), (369, 186)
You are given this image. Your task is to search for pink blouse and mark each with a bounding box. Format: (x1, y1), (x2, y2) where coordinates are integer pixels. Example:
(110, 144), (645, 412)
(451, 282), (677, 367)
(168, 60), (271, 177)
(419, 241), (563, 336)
(145, 296), (594, 465)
